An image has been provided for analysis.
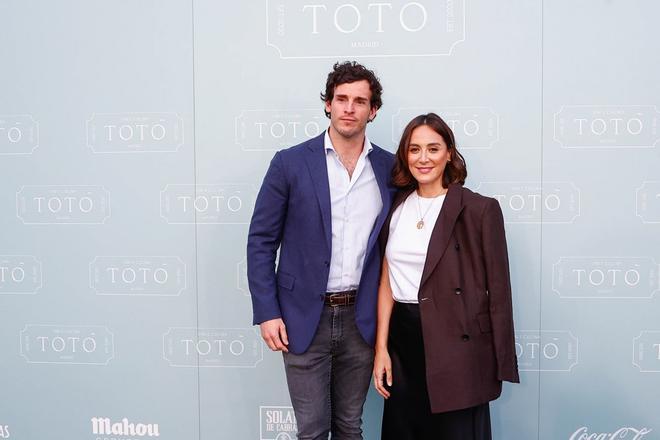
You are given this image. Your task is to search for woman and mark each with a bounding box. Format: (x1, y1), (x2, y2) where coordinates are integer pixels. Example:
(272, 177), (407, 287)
(373, 113), (519, 439)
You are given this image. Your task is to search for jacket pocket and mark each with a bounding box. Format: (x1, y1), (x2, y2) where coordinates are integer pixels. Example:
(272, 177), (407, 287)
(477, 312), (492, 334)
(277, 271), (295, 291)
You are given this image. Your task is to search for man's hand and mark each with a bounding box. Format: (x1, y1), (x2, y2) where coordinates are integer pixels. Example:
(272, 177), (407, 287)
(260, 318), (289, 352)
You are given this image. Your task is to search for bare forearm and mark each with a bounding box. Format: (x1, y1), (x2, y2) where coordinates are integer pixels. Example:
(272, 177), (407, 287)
(375, 258), (394, 352)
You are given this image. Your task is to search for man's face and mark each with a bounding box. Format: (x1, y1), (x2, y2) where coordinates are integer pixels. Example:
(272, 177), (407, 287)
(325, 80), (377, 140)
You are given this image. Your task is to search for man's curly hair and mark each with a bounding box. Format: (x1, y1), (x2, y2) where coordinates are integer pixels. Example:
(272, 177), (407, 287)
(320, 61), (383, 119)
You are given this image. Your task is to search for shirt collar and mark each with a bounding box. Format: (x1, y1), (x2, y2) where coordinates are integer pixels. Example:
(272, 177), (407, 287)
(324, 129), (373, 157)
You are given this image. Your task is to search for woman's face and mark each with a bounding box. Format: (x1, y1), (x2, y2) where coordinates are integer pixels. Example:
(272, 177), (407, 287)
(407, 124), (451, 188)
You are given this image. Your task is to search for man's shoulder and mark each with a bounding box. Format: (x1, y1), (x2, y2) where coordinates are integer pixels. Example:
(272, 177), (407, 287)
(369, 142), (395, 163)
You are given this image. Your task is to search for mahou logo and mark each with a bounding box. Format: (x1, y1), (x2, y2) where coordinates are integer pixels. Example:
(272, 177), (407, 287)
(91, 417), (160, 437)
(569, 426), (652, 440)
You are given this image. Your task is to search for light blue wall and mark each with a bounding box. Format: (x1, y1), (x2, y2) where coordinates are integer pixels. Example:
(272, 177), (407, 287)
(1, 1), (659, 439)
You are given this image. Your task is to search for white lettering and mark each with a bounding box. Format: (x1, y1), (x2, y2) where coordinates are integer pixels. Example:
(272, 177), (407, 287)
(569, 426), (652, 440)
(91, 417), (160, 437)
(573, 268), (641, 287)
(574, 117), (645, 136)
(7, 126), (22, 143)
(33, 196), (94, 214)
(182, 338), (245, 356)
(104, 123), (168, 142)
(515, 341), (561, 360)
(368, 3), (392, 33)
(335, 4), (361, 33)
(106, 266), (169, 285)
(0, 266), (25, 283)
(302, 4), (327, 34)
(400, 2), (427, 32)
(302, 2), (428, 34)
(36, 335), (96, 353)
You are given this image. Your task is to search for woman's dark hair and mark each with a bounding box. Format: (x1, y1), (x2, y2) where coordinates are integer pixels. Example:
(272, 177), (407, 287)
(320, 61), (383, 118)
(392, 113), (467, 189)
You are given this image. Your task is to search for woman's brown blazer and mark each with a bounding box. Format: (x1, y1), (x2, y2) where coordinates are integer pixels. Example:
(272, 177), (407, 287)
(380, 183), (520, 413)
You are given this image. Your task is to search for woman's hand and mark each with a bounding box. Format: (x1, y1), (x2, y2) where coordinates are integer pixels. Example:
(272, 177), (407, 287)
(373, 348), (393, 399)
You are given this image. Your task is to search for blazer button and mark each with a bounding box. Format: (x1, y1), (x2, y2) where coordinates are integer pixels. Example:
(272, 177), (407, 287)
(462, 334), (470, 341)
(455, 288), (462, 295)
(324, 261), (330, 267)
(455, 243), (460, 250)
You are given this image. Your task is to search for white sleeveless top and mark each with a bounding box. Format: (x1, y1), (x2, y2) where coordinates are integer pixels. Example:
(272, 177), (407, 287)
(385, 191), (445, 303)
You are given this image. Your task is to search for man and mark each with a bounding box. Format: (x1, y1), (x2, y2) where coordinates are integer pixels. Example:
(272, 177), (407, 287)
(247, 61), (395, 439)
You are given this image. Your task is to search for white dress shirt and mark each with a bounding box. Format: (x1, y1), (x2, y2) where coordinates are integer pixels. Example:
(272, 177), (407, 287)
(386, 191), (446, 303)
(324, 130), (383, 292)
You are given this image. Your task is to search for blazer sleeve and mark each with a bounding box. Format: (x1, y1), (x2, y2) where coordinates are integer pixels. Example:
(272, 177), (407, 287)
(482, 198), (520, 383)
(247, 151), (288, 325)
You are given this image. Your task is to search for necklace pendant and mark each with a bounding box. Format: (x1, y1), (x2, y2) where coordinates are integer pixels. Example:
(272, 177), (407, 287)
(416, 220), (424, 229)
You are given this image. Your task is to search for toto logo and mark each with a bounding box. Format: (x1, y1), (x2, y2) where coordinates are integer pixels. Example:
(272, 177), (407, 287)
(160, 184), (256, 224)
(515, 330), (578, 372)
(633, 331), (660, 373)
(475, 181), (580, 223)
(163, 327), (263, 368)
(554, 105), (660, 148)
(0, 255), (42, 295)
(89, 256), (186, 296)
(87, 112), (184, 153)
(552, 257), (659, 299)
(16, 185), (110, 224)
(0, 114), (39, 155)
(20, 325), (114, 365)
(393, 107), (499, 149)
(266, 0), (465, 58)
(260, 406), (298, 440)
(569, 426), (652, 440)
(235, 109), (325, 151)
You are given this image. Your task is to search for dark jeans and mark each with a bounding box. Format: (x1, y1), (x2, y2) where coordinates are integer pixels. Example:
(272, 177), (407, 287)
(283, 304), (374, 440)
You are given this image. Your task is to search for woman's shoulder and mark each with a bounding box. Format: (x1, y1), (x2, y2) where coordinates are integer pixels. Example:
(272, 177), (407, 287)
(457, 185), (499, 211)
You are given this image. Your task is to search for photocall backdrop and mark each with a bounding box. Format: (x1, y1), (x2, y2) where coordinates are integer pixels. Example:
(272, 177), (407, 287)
(1, 1), (659, 439)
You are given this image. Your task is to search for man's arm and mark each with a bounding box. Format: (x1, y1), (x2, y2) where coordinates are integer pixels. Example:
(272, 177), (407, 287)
(247, 151), (288, 330)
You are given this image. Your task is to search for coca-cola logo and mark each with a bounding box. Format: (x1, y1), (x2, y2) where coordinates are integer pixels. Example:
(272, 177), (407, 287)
(570, 426), (652, 440)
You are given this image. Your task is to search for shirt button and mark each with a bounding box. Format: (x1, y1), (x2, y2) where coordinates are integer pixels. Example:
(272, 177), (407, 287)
(455, 288), (462, 295)
(462, 334), (470, 341)
(455, 243), (460, 250)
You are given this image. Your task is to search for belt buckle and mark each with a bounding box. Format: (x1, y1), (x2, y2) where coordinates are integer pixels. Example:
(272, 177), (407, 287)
(327, 293), (344, 307)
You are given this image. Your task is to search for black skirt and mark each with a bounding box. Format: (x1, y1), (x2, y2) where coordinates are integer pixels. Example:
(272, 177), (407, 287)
(381, 301), (491, 440)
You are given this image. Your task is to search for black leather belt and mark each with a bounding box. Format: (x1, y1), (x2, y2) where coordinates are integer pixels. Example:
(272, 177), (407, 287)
(324, 290), (357, 306)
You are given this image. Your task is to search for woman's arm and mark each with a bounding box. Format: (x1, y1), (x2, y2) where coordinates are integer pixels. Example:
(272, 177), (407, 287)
(373, 257), (395, 398)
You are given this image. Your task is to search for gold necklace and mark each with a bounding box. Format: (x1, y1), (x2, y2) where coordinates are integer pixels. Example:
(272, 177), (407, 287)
(415, 193), (440, 229)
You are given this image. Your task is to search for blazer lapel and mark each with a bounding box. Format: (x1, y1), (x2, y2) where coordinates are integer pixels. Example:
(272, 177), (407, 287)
(304, 133), (332, 251)
(420, 184), (464, 287)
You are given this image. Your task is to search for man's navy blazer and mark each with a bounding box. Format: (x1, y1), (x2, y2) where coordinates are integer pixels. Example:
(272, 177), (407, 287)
(247, 131), (396, 354)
